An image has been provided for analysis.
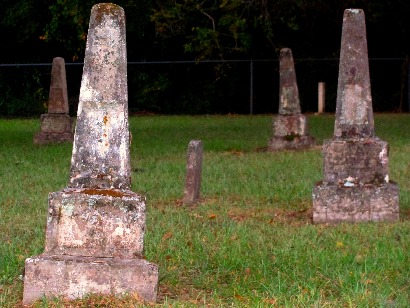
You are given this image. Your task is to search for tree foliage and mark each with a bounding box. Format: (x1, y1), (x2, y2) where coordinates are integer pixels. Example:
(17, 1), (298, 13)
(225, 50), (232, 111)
(1, 0), (410, 63)
(1, 0), (410, 115)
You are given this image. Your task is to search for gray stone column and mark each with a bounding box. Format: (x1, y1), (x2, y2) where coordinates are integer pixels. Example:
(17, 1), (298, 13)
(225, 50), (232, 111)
(312, 9), (399, 224)
(268, 48), (315, 151)
(183, 140), (203, 205)
(334, 9), (374, 139)
(69, 3), (130, 190)
(23, 4), (158, 305)
(34, 57), (74, 144)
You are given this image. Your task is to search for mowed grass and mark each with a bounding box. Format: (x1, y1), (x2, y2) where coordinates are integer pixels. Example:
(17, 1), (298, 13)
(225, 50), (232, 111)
(0, 114), (410, 307)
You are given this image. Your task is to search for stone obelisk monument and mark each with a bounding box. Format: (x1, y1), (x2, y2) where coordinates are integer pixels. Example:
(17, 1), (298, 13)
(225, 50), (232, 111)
(268, 48), (315, 151)
(34, 57), (74, 144)
(23, 4), (158, 305)
(312, 9), (399, 223)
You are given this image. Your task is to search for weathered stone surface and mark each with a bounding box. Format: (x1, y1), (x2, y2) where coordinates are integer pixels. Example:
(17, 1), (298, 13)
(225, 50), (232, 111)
(313, 182), (399, 223)
(69, 3), (130, 190)
(23, 255), (158, 305)
(323, 137), (389, 184)
(268, 135), (315, 151)
(40, 114), (72, 133)
(272, 114), (308, 137)
(268, 114), (315, 151)
(34, 115), (74, 144)
(33, 57), (73, 144)
(268, 49), (315, 151)
(312, 9), (399, 224)
(48, 57), (69, 114)
(24, 3), (158, 305)
(183, 140), (203, 205)
(278, 48), (301, 115)
(334, 9), (374, 138)
(44, 189), (146, 258)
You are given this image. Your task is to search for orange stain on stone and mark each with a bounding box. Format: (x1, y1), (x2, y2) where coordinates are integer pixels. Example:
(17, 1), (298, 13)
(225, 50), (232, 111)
(82, 188), (126, 198)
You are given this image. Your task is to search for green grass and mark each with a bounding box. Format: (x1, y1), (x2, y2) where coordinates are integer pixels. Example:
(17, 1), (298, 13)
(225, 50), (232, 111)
(1, 114), (410, 307)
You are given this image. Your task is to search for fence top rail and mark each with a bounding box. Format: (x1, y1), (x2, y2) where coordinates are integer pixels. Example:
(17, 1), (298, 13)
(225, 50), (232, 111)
(0, 57), (406, 67)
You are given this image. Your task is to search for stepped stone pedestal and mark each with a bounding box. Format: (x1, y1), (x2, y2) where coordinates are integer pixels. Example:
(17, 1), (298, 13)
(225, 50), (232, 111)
(268, 114), (315, 150)
(23, 188), (158, 303)
(313, 182), (399, 223)
(312, 9), (399, 223)
(23, 4), (158, 305)
(34, 114), (73, 144)
(268, 48), (315, 151)
(24, 255), (158, 303)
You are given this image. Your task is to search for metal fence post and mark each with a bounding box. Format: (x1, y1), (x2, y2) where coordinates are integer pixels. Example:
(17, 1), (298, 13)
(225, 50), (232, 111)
(318, 82), (325, 113)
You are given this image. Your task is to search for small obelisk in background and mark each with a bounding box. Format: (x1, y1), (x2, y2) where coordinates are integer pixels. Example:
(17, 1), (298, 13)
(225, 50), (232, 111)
(183, 140), (203, 205)
(23, 4), (158, 305)
(268, 48), (315, 151)
(312, 9), (399, 223)
(34, 57), (74, 144)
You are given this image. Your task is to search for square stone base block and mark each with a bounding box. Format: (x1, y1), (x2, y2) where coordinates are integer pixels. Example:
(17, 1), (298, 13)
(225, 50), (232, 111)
(268, 135), (315, 151)
(23, 254), (159, 305)
(34, 114), (74, 144)
(323, 137), (389, 184)
(45, 189), (146, 258)
(34, 131), (74, 144)
(273, 114), (308, 136)
(312, 182), (399, 223)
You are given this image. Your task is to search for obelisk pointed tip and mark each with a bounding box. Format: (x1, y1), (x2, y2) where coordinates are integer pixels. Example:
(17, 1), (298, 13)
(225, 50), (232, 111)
(344, 8), (364, 15)
(91, 3), (124, 22)
(280, 48), (292, 56)
(278, 47), (301, 115)
(334, 8), (374, 138)
(48, 57), (68, 114)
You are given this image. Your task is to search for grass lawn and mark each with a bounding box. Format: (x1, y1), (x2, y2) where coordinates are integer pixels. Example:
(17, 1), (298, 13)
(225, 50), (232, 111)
(0, 113), (410, 307)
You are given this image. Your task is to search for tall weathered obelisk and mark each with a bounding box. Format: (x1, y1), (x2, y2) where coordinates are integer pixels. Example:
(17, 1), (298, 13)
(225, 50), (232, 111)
(312, 9), (399, 223)
(268, 48), (315, 151)
(34, 57), (74, 144)
(23, 4), (158, 304)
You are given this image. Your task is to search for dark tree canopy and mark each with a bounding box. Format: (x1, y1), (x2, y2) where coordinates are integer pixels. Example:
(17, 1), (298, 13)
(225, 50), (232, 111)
(1, 1), (410, 115)
(1, 0), (410, 62)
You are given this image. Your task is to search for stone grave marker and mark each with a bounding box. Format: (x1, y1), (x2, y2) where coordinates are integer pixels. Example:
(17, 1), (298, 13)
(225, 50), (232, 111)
(312, 9), (399, 223)
(34, 57), (74, 144)
(183, 140), (203, 205)
(268, 48), (315, 151)
(23, 4), (158, 305)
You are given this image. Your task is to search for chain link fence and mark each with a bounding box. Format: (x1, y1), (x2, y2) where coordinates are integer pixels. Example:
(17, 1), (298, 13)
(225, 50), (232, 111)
(0, 58), (407, 117)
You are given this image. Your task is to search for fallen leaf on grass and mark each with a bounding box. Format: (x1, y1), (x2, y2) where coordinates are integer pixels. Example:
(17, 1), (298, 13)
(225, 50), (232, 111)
(263, 297), (277, 304)
(208, 213), (217, 219)
(244, 268), (251, 276)
(228, 211), (246, 222)
(162, 232), (173, 241)
(271, 255), (276, 261)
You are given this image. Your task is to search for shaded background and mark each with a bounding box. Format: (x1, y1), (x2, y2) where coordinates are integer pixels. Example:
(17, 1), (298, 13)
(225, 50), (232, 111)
(0, 0), (409, 116)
